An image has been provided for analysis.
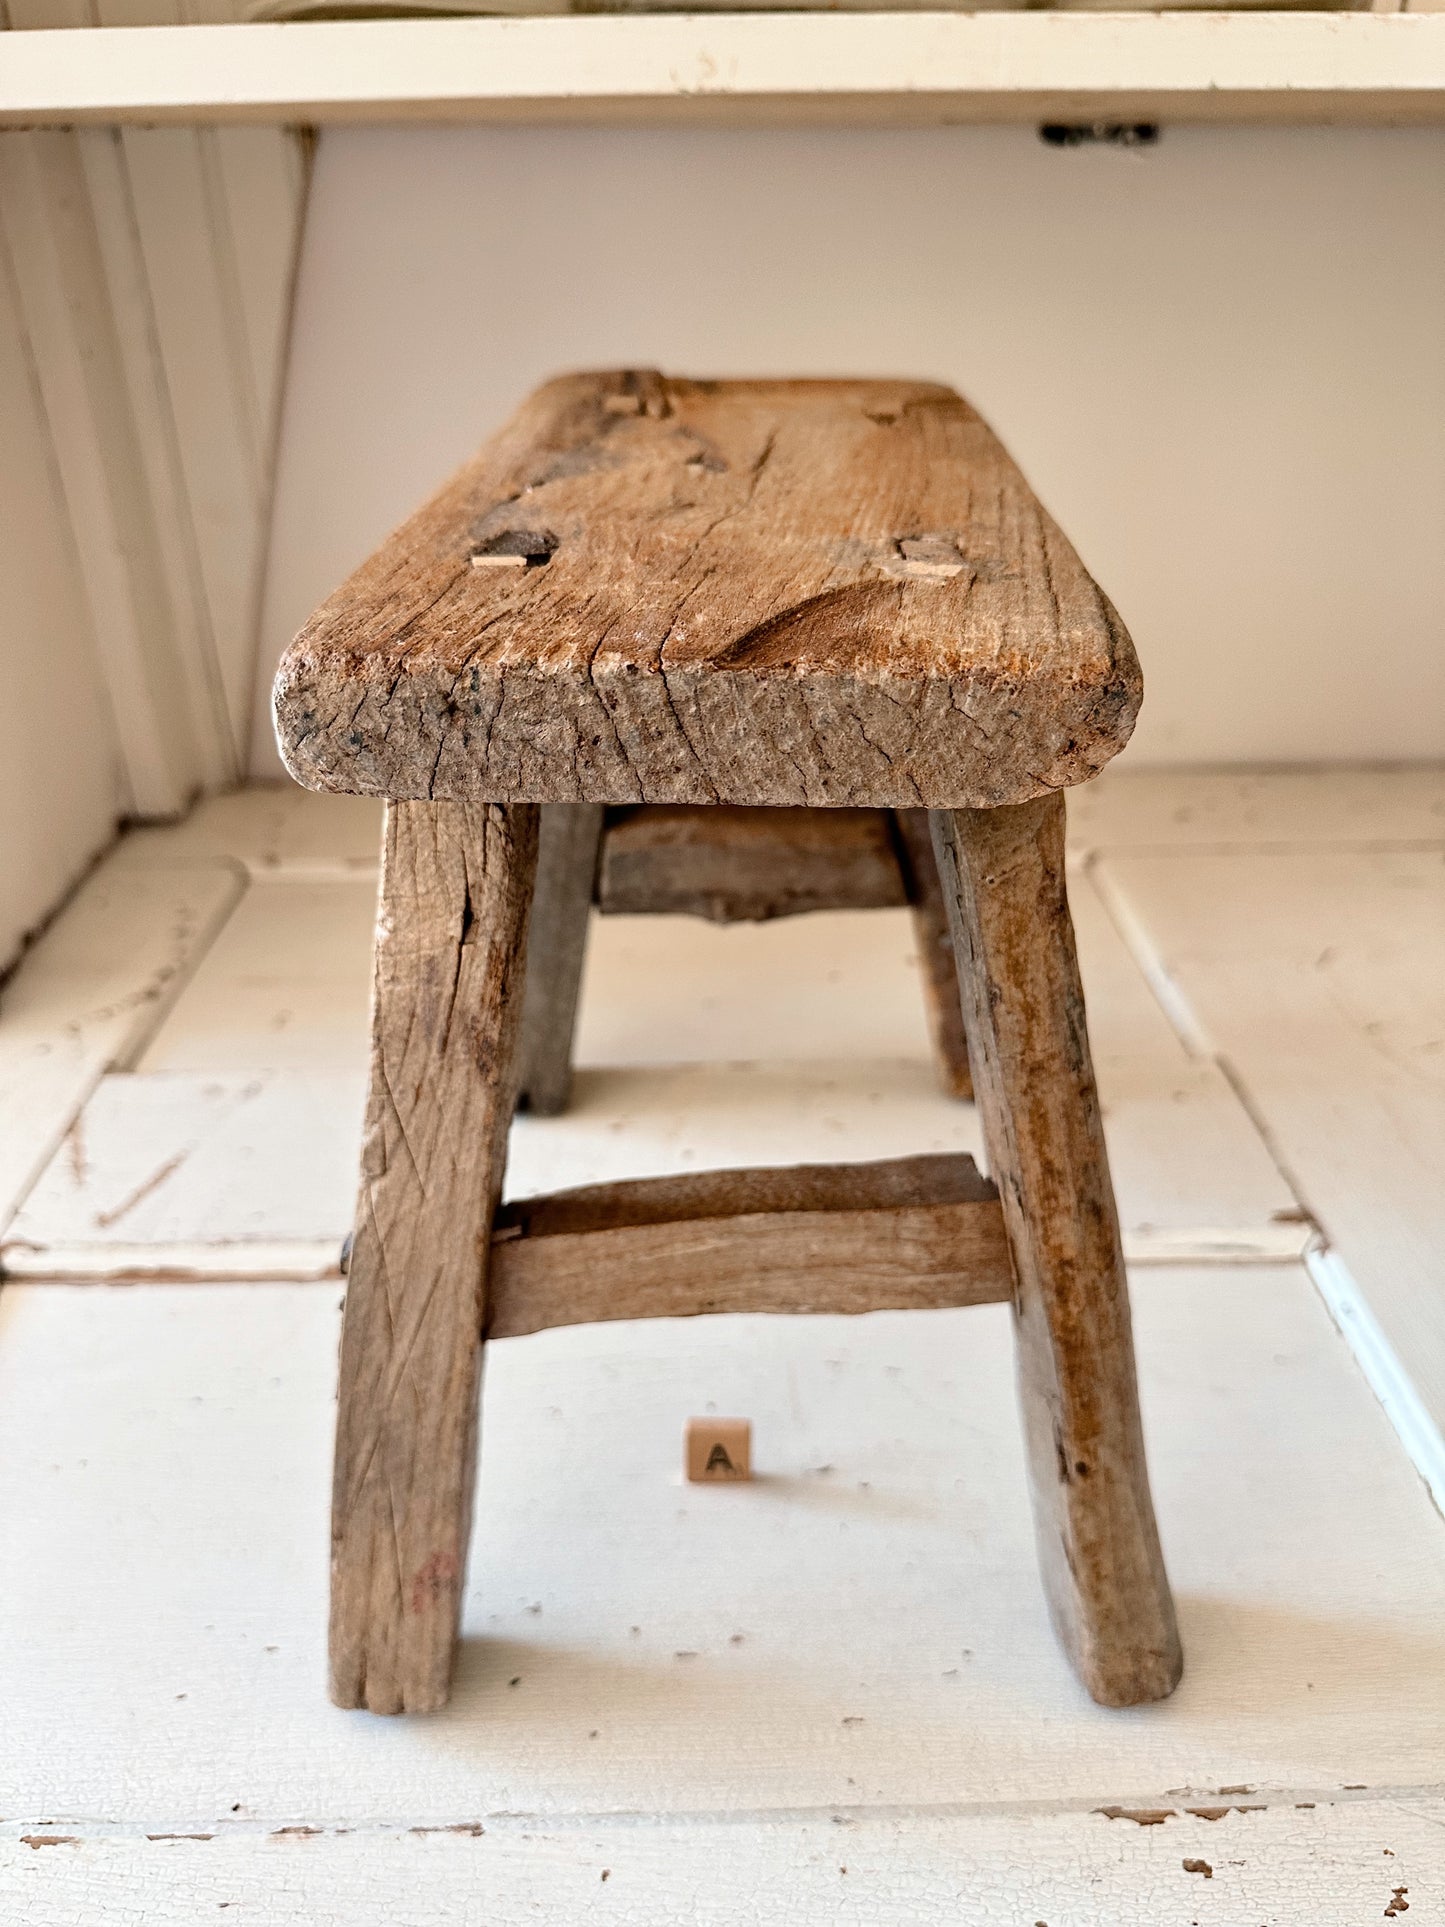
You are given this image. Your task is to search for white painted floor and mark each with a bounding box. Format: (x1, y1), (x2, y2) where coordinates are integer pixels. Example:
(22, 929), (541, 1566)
(1, 768), (1442, 1925)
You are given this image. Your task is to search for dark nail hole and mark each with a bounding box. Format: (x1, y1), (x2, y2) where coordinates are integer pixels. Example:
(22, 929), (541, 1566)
(1039, 122), (1159, 149)
(470, 528), (558, 568)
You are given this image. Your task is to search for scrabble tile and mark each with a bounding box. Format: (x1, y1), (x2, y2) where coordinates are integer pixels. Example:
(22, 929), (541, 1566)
(685, 1417), (751, 1483)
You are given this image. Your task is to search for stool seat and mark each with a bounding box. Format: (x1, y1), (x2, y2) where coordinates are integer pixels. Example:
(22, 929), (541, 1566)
(275, 372), (1140, 811)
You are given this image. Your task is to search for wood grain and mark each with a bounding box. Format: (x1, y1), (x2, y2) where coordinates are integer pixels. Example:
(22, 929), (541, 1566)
(487, 1153), (1010, 1337)
(329, 798), (538, 1714)
(893, 808), (973, 1100)
(274, 372), (1140, 811)
(596, 804), (906, 922)
(930, 796), (1181, 1708)
(515, 802), (603, 1116)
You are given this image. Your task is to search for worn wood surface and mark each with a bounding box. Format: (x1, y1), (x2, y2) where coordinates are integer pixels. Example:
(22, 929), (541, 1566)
(596, 805), (906, 922)
(498, 1150), (995, 1236)
(487, 1153), (1010, 1337)
(515, 802), (603, 1116)
(930, 796), (1181, 1708)
(892, 807), (973, 1100)
(330, 799), (538, 1714)
(274, 372), (1140, 811)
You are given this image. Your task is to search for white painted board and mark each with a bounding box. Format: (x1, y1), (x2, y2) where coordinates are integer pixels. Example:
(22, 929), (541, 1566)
(1, 1268), (1442, 1828)
(1070, 765), (1445, 854)
(0, 863), (242, 1231)
(1099, 847), (1445, 1426)
(1, 1798), (1438, 1927)
(135, 875), (376, 1074)
(112, 782), (383, 878)
(5, 14), (1445, 126)
(2, 1070), (363, 1280)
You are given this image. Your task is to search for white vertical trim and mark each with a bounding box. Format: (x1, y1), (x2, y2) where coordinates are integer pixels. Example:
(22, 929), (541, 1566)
(210, 124), (310, 476)
(117, 123), (268, 762)
(2, 0), (311, 817)
(0, 129), (199, 817)
(89, 0), (311, 762)
(75, 123), (238, 787)
(208, 124), (312, 756)
(0, 161), (127, 969)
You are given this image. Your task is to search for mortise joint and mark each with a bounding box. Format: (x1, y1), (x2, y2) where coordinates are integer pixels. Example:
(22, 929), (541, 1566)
(470, 529), (558, 570)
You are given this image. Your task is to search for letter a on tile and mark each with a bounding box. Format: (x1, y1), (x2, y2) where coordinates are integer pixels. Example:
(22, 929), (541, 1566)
(686, 1417), (752, 1483)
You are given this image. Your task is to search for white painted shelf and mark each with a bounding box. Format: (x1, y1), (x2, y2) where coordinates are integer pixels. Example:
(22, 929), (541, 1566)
(2, 11), (1445, 127)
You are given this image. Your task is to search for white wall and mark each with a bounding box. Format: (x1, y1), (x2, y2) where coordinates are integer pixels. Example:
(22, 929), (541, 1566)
(0, 113), (308, 967)
(253, 122), (1445, 776)
(0, 221), (123, 971)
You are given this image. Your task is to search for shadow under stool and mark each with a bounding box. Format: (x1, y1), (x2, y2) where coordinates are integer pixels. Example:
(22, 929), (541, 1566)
(273, 370), (1182, 1718)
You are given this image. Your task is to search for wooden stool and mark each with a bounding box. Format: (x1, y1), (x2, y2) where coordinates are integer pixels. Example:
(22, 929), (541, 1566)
(275, 371), (1182, 1717)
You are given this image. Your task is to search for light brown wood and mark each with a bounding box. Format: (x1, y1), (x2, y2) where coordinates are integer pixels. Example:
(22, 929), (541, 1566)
(274, 372), (1140, 812)
(516, 802), (604, 1116)
(486, 1153), (1011, 1339)
(329, 799), (539, 1715)
(686, 1417), (752, 1484)
(929, 796), (1181, 1708)
(596, 804), (906, 922)
(892, 808), (973, 1101)
(495, 1149), (996, 1234)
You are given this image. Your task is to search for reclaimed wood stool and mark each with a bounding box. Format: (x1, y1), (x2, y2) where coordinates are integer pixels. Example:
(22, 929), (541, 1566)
(275, 371), (1182, 1717)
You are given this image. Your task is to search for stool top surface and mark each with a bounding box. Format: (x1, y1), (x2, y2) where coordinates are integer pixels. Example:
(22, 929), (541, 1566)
(274, 372), (1140, 810)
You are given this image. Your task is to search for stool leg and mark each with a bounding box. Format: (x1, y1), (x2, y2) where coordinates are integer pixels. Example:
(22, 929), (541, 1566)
(892, 810), (973, 1101)
(330, 800), (540, 1713)
(516, 804), (605, 1117)
(929, 797), (1181, 1707)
